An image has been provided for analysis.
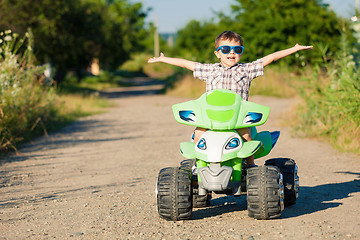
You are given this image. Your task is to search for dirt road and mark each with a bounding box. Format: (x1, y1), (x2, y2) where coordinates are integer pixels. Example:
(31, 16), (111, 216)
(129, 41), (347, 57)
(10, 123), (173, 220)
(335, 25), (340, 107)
(1, 80), (360, 239)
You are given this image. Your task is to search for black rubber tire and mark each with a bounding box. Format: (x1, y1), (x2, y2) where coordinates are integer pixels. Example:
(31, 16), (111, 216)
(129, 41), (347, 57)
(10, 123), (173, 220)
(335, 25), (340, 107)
(156, 167), (192, 221)
(180, 159), (196, 171)
(265, 158), (299, 206)
(180, 159), (211, 208)
(246, 165), (284, 220)
(192, 187), (211, 208)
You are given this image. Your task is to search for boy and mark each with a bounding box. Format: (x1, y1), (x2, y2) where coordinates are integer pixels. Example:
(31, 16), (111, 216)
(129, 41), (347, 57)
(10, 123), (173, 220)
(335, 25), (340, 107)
(148, 31), (312, 167)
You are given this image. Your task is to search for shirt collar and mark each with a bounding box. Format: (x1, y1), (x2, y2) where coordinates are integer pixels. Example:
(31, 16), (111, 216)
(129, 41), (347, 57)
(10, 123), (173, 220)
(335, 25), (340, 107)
(217, 62), (240, 69)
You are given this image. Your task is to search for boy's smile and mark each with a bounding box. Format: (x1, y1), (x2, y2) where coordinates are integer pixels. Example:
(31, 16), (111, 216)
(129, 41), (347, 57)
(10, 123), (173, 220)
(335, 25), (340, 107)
(214, 39), (243, 68)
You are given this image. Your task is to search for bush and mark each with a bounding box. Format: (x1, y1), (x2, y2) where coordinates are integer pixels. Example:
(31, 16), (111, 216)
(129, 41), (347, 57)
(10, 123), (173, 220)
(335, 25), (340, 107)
(0, 30), (62, 152)
(0, 30), (112, 154)
(0, 30), (58, 152)
(295, 33), (360, 153)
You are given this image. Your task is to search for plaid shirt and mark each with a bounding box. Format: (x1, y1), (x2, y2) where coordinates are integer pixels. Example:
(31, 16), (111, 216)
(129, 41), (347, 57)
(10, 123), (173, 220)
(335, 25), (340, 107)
(193, 59), (264, 100)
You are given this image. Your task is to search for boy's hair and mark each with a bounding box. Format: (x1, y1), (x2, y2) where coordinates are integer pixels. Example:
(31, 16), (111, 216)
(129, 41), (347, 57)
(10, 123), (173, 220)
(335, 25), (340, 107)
(215, 31), (243, 48)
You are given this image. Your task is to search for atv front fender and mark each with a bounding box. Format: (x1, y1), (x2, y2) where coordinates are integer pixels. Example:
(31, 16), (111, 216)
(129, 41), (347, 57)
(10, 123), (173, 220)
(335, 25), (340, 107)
(237, 140), (264, 159)
(180, 142), (196, 159)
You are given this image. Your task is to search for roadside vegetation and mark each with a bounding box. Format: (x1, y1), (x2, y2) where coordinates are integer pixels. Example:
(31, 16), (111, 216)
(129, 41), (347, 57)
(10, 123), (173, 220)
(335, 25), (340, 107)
(295, 34), (360, 154)
(0, 30), (110, 153)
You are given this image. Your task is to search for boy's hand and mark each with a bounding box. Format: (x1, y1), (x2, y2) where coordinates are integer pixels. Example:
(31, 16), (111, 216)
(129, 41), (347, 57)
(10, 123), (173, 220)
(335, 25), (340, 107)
(294, 44), (313, 50)
(147, 53), (196, 71)
(148, 52), (166, 63)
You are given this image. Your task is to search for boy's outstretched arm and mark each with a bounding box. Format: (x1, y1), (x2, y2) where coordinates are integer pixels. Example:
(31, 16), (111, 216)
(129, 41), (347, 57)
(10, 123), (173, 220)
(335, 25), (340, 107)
(148, 52), (196, 71)
(262, 44), (313, 67)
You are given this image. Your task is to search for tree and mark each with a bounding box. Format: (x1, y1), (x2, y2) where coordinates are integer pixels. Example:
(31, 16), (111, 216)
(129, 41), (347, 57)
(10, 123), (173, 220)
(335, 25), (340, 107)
(175, 20), (219, 62)
(224, 0), (351, 64)
(0, 0), (148, 83)
(99, 0), (148, 70)
(173, 0), (352, 66)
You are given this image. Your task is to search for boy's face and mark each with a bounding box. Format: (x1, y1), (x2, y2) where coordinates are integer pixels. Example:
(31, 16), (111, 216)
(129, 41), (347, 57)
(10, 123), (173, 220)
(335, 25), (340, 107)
(214, 39), (242, 68)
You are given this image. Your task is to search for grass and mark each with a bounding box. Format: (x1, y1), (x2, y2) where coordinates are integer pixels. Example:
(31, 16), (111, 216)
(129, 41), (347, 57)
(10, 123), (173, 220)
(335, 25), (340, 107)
(58, 71), (137, 94)
(294, 69), (360, 154)
(165, 74), (206, 98)
(0, 30), (114, 154)
(57, 93), (111, 119)
(0, 81), (112, 155)
(250, 66), (299, 98)
(293, 33), (360, 154)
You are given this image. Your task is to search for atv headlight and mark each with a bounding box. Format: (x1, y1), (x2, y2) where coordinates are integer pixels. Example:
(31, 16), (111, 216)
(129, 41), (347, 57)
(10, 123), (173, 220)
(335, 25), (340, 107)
(197, 138), (207, 150)
(225, 137), (241, 150)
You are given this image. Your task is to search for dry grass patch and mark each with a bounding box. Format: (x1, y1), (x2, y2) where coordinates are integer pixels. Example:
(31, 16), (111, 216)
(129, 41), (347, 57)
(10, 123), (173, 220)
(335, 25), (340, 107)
(57, 93), (111, 117)
(250, 67), (298, 98)
(165, 74), (206, 98)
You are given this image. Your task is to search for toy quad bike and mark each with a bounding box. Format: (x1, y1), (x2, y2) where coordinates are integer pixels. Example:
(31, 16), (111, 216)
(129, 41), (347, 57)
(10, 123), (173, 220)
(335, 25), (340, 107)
(156, 89), (299, 220)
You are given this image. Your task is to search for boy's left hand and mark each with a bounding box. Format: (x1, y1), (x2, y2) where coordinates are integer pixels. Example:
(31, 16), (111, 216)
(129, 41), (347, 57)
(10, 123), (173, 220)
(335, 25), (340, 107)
(294, 44), (313, 50)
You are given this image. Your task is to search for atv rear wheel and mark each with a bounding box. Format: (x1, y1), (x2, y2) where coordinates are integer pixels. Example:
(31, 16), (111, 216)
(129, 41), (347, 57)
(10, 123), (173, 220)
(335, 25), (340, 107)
(180, 159), (211, 208)
(246, 165), (284, 220)
(192, 187), (211, 208)
(265, 158), (299, 206)
(156, 167), (192, 221)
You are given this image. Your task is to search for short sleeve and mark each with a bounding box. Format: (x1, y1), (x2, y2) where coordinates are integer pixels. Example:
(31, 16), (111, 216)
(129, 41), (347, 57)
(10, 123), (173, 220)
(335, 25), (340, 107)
(244, 59), (264, 80)
(193, 63), (216, 82)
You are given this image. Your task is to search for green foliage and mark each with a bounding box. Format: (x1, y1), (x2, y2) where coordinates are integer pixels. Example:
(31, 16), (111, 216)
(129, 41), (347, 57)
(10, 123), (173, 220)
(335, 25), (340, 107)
(58, 70), (135, 94)
(0, 30), (109, 153)
(296, 33), (360, 153)
(0, 30), (57, 151)
(173, 0), (352, 66)
(227, 0), (350, 64)
(0, 0), (149, 83)
(99, 0), (148, 70)
(175, 20), (219, 62)
(120, 53), (150, 73)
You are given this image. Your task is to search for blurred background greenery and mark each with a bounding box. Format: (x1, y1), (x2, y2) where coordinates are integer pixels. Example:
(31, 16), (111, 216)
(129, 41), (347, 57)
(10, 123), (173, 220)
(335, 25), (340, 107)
(1, 0), (359, 154)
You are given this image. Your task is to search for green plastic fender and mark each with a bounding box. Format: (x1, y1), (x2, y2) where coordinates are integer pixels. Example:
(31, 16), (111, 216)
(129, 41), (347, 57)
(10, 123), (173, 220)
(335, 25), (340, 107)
(237, 140), (264, 158)
(172, 89), (270, 130)
(180, 142), (196, 159)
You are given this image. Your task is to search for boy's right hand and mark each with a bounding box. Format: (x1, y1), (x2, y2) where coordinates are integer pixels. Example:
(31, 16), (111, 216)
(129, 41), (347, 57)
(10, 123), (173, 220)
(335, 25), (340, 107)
(148, 52), (165, 63)
(294, 44), (313, 51)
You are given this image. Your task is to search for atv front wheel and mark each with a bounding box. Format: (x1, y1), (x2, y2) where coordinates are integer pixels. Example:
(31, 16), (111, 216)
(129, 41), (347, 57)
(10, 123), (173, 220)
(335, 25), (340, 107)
(265, 158), (299, 206)
(246, 165), (284, 220)
(156, 167), (192, 221)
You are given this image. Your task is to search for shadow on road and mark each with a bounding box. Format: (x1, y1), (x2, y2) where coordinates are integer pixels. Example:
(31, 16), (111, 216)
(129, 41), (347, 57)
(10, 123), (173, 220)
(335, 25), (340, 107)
(191, 172), (360, 220)
(98, 77), (165, 98)
(0, 119), (137, 167)
(282, 172), (360, 218)
(192, 195), (247, 220)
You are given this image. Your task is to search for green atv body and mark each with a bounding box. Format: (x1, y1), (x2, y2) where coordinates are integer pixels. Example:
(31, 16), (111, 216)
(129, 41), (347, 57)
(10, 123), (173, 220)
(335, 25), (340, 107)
(156, 89), (299, 221)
